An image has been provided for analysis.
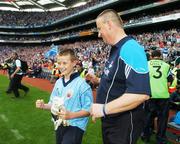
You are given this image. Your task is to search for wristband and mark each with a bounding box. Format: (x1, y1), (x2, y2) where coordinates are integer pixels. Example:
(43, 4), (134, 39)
(102, 104), (107, 117)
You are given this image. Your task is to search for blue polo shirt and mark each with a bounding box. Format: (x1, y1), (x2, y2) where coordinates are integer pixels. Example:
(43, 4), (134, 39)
(49, 72), (93, 131)
(96, 36), (150, 104)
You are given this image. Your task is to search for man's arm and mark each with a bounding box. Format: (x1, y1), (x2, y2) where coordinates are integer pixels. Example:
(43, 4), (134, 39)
(91, 93), (149, 118)
(5, 57), (12, 63)
(11, 66), (20, 78)
(11, 60), (21, 78)
(104, 93), (149, 114)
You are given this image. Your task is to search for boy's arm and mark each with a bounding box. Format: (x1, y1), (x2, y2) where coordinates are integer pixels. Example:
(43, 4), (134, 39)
(36, 80), (60, 111)
(36, 99), (51, 110)
(48, 79), (60, 103)
(42, 103), (52, 110)
(59, 110), (90, 120)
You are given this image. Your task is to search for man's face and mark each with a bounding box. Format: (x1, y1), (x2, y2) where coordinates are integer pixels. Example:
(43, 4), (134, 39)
(11, 53), (17, 60)
(57, 54), (76, 77)
(96, 18), (110, 44)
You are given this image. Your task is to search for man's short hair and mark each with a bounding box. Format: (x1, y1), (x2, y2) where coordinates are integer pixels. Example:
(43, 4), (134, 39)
(97, 9), (123, 27)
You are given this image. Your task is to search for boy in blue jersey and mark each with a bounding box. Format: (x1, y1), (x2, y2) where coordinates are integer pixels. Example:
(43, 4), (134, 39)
(36, 49), (93, 144)
(90, 9), (151, 144)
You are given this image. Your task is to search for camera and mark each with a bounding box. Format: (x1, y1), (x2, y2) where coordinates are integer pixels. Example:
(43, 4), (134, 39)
(0, 63), (10, 70)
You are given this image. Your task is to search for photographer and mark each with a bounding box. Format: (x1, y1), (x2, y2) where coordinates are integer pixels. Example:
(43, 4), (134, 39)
(9, 52), (29, 98)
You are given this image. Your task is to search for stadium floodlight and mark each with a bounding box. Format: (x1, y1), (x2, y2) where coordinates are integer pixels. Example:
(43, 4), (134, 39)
(49, 7), (67, 11)
(16, 1), (33, 6)
(37, 0), (53, 5)
(72, 2), (87, 8)
(57, 0), (65, 2)
(21, 8), (44, 12)
(0, 7), (19, 11)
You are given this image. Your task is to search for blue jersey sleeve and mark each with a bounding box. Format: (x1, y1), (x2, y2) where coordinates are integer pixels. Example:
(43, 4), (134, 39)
(48, 79), (62, 104)
(120, 39), (148, 74)
(79, 82), (93, 112)
(120, 39), (151, 95)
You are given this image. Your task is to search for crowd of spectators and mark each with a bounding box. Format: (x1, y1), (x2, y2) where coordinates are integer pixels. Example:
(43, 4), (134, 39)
(0, 2), (179, 143)
(0, 8), (178, 42)
(135, 29), (180, 62)
(0, 0), (108, 27)
(0, 28), (179, 81)
(0, 0), (178, 28)
(0, 28), (95, 41)
(124, 9), (180, 25)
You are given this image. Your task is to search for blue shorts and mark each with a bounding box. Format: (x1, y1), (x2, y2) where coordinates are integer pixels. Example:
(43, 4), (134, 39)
(56, 125), (84, 144)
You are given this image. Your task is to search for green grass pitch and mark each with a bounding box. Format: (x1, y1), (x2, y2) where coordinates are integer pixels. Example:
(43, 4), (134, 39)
(0, 75), (167, 144)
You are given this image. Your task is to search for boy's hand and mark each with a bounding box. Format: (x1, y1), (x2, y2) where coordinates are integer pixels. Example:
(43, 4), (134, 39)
(36, 99), (45, 109)
(58, 109), (72, 120)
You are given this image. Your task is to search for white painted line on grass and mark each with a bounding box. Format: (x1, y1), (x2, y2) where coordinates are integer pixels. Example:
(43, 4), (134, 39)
(10, 129), (25, 140)
(0, 114), (25, 140)
(0, 114), (9, 122)
(0, 114), (24, 140)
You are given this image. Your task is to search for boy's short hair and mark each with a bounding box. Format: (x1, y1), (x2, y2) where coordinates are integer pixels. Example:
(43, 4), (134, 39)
(58, 49), (77, 61)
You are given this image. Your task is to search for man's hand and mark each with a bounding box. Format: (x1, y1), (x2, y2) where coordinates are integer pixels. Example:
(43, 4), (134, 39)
(36, 99), (45, 109)
(10, 74), (15, 79)
(85, 73), (100, 84)
(91, 103), (104, 120)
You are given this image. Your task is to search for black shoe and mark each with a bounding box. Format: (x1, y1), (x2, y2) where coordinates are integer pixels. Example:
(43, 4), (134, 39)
(6, 90), (12, 94)
(11, 96), (19, 99)
(24, 88), (29, 96)
(14, 95), (20, 98)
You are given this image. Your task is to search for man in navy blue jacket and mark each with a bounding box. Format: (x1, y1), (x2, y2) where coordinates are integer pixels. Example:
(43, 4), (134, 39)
(90, 9), (151, 144)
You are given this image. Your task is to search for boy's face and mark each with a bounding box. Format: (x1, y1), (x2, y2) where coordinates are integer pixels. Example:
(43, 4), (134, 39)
(57, 54), (76, 78)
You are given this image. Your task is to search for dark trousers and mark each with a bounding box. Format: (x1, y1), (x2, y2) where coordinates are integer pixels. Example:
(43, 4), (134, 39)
(6, 77), (13, 93)
(11, 74), (29, 97)
(56, 125), (84, 144)
(143, 99), (169, 144)
(101, 105), (146, 144)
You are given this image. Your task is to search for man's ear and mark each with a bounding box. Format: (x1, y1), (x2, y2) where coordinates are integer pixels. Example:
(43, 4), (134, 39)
(107, 20), (113, 30)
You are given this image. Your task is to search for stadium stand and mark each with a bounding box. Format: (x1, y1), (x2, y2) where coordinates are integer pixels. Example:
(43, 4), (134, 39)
(0, 0), (179, 143)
